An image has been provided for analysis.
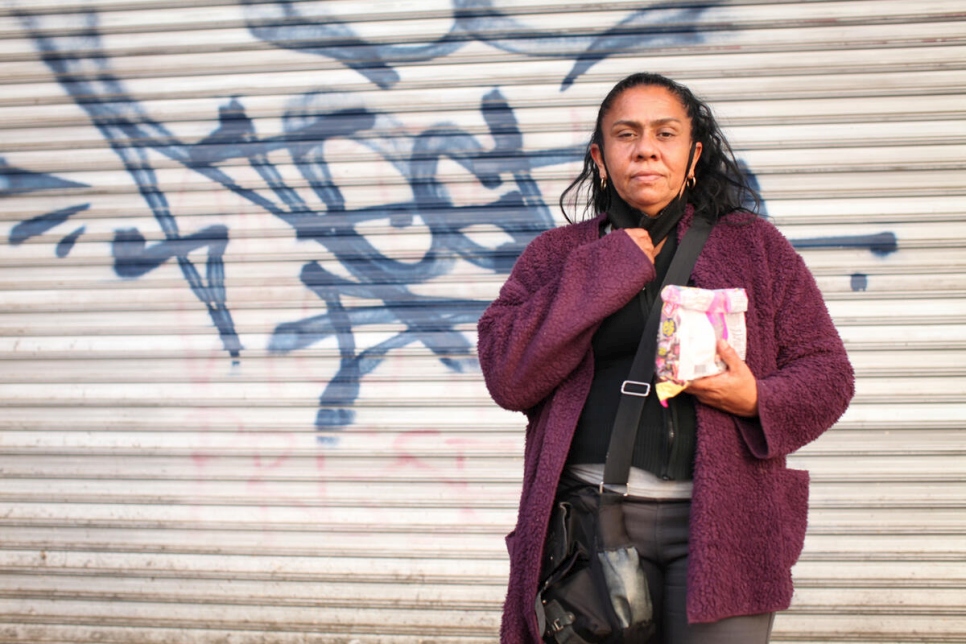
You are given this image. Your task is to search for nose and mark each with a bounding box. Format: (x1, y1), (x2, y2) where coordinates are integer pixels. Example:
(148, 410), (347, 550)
(634, 132), (658, 159)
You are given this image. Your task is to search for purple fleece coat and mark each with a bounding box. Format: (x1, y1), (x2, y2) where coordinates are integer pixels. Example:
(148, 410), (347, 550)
(477, 207), (855, 642)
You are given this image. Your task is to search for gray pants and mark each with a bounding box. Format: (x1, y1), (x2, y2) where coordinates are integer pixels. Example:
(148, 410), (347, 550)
(621, 496), (775, 644)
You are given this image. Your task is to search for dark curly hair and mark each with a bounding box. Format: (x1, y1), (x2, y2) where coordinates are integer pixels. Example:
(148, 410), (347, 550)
(559, 72), (760, 224)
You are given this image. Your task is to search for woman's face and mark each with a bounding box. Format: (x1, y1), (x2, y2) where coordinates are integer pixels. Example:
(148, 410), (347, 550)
(591, 85), (702, 217)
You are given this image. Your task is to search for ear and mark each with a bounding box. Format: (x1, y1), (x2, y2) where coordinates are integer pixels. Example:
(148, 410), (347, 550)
(689, 141), (703, 177)
(590, 143), (606, 181)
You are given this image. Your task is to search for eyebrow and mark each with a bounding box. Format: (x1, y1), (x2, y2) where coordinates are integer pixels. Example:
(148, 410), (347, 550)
(611, 117), (684, 129)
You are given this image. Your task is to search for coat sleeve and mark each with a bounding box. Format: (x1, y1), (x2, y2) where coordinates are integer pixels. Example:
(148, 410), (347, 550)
(736, 233), (855, 459)
(477, 226), (656, 412)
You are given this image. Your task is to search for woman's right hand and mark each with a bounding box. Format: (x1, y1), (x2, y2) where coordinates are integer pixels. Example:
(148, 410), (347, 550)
(624, 228), (662, 265)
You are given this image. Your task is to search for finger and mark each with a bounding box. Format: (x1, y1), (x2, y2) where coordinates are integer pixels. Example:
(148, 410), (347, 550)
(683, 371), (721, 394)
(628, 228), (653, 242)
(625, 230), (653, 252)
(626, 232), (657, 263)
(716, 339), (741, 369)
(627, 229), (653, 244)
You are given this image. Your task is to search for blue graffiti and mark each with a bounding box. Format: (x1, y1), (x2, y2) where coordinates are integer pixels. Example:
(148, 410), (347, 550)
(242, 0), (710, 90)
(15, 9), (566, 432)
(9, 203), (88, 246)
(791, 232), (898, 290)
(265, 87), (561, 429)
(2, 159), (89, 255)
(793, 232), (898, 257)
(0, 158), (86, 195)
(11, 6), (899, 437)
(19, 12), (244, 360)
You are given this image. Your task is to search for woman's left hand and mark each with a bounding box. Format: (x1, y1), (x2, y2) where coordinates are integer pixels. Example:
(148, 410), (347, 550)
(685, 339), (759, 418)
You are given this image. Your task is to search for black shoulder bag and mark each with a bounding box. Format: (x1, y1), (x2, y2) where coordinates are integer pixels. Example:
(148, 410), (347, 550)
(535, 216), (713, 644)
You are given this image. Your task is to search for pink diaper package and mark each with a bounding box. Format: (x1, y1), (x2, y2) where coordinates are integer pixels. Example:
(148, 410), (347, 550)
(655, 285), (748, 405)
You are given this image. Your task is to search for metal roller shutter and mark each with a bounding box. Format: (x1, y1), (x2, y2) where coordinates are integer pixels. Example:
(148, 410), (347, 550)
(0, 1), (963, 641)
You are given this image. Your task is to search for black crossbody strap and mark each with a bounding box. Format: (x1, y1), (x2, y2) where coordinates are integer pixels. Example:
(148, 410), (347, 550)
(601, 216), (714, 491)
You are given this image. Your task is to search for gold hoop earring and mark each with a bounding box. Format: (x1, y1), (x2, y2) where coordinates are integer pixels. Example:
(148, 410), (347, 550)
(600, 176), (608, 190)
(686, 175), (696, 189)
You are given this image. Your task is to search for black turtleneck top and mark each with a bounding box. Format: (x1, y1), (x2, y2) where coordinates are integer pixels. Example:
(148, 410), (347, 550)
(565, 192), (698, 481)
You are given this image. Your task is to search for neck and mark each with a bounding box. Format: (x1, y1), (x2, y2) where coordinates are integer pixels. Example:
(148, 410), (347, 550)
(606, 187), (689, 245)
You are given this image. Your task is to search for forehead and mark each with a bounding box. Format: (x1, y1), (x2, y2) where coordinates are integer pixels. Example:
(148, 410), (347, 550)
(603, 85), (690, 125)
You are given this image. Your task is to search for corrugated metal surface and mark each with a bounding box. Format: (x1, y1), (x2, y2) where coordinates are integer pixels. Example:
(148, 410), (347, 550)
(0, 0), (963, 641)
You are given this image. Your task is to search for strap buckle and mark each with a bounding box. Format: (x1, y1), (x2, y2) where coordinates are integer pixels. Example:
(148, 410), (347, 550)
(620, 380), (651, 397)
(598, 481), (629, 496)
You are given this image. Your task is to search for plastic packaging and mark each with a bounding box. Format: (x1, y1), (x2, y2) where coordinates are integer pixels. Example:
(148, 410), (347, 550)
(655, 285), (748, 404)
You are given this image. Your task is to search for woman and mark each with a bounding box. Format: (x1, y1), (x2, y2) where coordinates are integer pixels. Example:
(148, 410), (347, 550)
(477, 72), (854, 643)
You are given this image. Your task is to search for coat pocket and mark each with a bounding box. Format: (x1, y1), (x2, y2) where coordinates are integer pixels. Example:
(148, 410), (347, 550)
(776, 467), (810, 569)
(505, 528), (518, 561)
